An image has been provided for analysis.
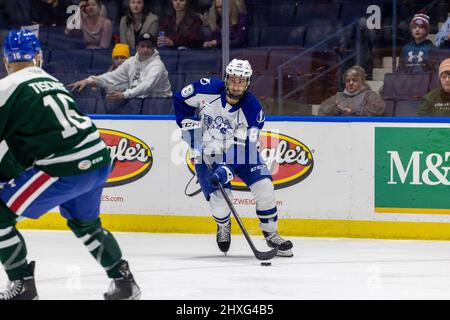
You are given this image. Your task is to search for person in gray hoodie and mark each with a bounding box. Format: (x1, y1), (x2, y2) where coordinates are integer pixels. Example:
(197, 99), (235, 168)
(318, 65), (385, 116)
(69, 33), (172, 99)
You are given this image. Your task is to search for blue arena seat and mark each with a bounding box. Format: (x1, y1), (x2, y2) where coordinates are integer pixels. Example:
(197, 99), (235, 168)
(91, 49), (113, 73)
(141, 97), (174, 115)
(102, 98), (144, 115)
(169, 73), (187, 94)
(158, 49), (179, 73)
(47, 50), (93, 73)
(47, 28), (86, 50)
(177, 50), (221, 73)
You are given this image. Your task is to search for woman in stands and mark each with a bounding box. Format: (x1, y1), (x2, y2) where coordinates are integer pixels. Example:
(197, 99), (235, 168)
(120, 0), (159, 50)
(66, 0), (113, 49)
(318, 65), (385, 116)
(418, 59), (450, 116)
(202, 0), (247, 48)
(158, 0), (203, 49)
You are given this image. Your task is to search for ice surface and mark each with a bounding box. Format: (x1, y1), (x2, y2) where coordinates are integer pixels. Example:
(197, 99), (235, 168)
(1, 230), (450, 300)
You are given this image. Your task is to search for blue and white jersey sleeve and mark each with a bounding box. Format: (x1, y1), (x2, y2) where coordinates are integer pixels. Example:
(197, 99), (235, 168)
(173, 78), (225, 127)
(239, 92), (266, 131)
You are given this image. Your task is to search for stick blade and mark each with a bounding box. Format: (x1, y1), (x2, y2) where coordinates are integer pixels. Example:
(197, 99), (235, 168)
(254, 247), (279, 261)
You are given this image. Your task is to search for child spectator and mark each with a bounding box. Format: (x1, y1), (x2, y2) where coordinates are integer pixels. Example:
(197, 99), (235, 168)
(65, 0), (113, 49)
(418, 58), (450, 116)
(119, 0), (159, 50)
(318, 66), (385, 116)
(69, 33), (172, 99)
(436, 17), (450, 49)
(397, 12), (435, 74)
(158, 0), (203, 49)
(109, 43), (131, 72)
(202, 0), (247, 48)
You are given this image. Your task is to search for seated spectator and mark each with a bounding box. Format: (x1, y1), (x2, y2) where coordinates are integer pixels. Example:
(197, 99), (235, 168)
(318, 66), (385, 116)
(202, 0), (247, 48)
(120, 0), (159, 50)
(436, 16), (450, 49)
(158, 0), (203, 49)
(30, 0), (73, 27)
(69, 33), (172, 99)
(418, 58), (450, 116)
(109, 43), (131, 72)
(397, 12), (435, 74)
(65, 0), (113, 49)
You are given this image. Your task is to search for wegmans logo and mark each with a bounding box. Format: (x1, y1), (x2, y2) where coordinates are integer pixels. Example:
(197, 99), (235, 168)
(375, 127), (450, 214)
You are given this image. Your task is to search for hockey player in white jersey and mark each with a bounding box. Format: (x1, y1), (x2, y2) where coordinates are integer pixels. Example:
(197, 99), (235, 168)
(174, 59), (293, 257)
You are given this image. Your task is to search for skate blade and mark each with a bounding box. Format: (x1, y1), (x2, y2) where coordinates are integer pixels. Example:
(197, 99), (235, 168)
(276, 249), (293, 257)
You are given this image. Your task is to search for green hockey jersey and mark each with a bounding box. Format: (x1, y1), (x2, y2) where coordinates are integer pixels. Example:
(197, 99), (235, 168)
(0, 66), (111, 177)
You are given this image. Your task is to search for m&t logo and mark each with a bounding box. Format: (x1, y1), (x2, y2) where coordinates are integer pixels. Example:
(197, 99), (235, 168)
(387, 151), (450, 186)
(375, 127), (450, 213)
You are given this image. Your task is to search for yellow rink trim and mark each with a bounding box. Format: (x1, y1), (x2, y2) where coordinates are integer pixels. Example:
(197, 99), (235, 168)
(375, 207), (450, 215)
(15, 212), (450, 240)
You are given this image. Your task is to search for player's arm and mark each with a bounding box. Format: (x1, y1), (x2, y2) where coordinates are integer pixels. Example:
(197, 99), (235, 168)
(173, 83), (202, 158)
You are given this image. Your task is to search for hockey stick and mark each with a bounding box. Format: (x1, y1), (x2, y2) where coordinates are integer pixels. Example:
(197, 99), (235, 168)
(203, 156), (278, 261)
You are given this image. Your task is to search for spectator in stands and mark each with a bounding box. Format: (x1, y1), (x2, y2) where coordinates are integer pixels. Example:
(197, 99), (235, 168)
(202, 0), (247, 48)
(120, 0), (159, 50)
(109, 43), (131, 72)
(318, 66), (385, 116)
(30, 0), (73, 27)
(158, 0), (203, 49)
(397, 12), (435, 74)
(65, 0), (113, 49)
(68, 32), (172, 99)
(436, 17), (450, 49)
(418, 58), (450, 116)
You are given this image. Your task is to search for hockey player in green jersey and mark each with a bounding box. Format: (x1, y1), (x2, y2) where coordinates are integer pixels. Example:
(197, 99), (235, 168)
(0, 29), (141, 300)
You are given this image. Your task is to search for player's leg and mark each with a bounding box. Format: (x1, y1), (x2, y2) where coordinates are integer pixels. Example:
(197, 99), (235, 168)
(0, 168), (64, 300)
(60, 165), (140, 300)
(0, 204), (37, 300)
(195, 162), (233, 253)
(236, 158), (293, 257)
(249, 178), (293, 257)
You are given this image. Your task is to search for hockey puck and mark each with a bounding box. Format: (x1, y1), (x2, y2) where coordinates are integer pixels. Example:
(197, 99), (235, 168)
(260, 262), (272, 266)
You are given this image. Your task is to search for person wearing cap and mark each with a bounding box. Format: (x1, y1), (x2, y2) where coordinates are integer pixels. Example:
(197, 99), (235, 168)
(417, 59), (450, 116)
(436, 16), (450, 49)
(68, 32), (172, 101)
(397, 12), (435, 74)
(108, 43), (131, 72)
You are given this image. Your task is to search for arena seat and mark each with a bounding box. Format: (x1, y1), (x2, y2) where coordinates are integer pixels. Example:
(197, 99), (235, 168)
(395, 100), (422, 117)
(230, 48), (270, 74)
(141, 97), (174, 115)
(381, 73), (430, 101)
(159, 49), (179, 73)
(177, 49), (221, 73)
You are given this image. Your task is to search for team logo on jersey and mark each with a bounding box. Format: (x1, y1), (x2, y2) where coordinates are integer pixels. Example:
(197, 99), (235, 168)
(99, 129), (153, 187)
(78, 160), (92, 170)
(204, 115), (234, 139)
(257, 110), (265, 124)
(184, 131), (314, 192)
(200, 78), (211, 85)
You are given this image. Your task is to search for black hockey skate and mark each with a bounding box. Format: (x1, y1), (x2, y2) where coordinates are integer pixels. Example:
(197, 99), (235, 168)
(263, 231), (293, 257)
(0, 261), (38, 300)
(104, 260), (141, 300)
(216, 220), (231, 254)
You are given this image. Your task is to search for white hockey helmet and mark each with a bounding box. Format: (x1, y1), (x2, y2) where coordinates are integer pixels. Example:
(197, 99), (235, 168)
(224, 59), (252, 100)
